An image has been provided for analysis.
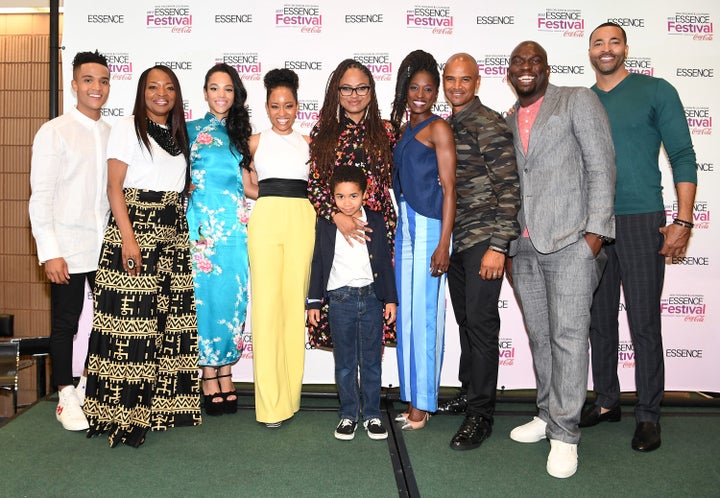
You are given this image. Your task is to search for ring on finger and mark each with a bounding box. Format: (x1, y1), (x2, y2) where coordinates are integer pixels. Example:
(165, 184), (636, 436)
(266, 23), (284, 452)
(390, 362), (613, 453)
(127, 258), (136, 270)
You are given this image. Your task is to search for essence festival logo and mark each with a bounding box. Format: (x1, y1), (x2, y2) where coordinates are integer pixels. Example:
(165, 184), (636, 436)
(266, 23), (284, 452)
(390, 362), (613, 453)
(105, 52), (133, 81)
(685, 107), (713, 135)
(344, 12), (384, 24)
(214, 12), (253, 24)
(625, 57), (654, 76)
(146, 5), (192, 33)
(406, 5), (454, 34)
(606, 17), (646, 28)
(498, 337), (515, 366)
(354, 53), (392, 81)
(275, 4), (322, 33)
(297, 100), (320, 130)
(87, 13), (125, 24)
(476, 14), (515, 26)
(661, 294), (706, 322)
(478, 54), (510, 83)
(618, 341), (635, 369)
(667, 12), (713, 40)
(240, 332), (253, 359)
(666, 200), (711, 229)
(432, 102), (451, 119)
(537, 8), (584, 37)
(183, 100), (192, 121)
(219, 53), (262, 81)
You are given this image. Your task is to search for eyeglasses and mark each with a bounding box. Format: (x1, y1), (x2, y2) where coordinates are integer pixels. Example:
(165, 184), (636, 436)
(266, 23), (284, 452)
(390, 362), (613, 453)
(338, 85), (371, 97)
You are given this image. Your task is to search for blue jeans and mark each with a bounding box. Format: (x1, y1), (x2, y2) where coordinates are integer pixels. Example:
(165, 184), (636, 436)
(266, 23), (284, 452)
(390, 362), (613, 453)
(328, 285), (384, 421)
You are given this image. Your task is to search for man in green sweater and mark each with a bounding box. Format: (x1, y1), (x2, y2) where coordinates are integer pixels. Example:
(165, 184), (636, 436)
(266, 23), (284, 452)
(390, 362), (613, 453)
(580, 22), (698, 453)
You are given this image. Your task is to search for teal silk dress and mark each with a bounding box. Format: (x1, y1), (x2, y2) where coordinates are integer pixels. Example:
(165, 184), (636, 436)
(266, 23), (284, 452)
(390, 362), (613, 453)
(186, 113), (250, 367)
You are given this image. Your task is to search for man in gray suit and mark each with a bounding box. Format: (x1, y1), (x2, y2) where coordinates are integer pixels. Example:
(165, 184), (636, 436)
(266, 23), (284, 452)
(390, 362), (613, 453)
(504, 41), (616, 479)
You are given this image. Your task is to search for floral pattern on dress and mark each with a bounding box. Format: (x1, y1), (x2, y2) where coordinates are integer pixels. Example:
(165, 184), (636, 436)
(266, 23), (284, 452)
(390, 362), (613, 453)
(187, 113), (250, 367)
(307, 117), (398, 348)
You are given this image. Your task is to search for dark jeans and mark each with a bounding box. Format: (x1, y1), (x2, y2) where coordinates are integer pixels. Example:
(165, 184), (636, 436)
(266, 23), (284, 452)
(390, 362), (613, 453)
(328, 285), (384, 421)
(447, 241), (503, 422)
(50, 271), (95, 387)
(590, 211), (666, 423)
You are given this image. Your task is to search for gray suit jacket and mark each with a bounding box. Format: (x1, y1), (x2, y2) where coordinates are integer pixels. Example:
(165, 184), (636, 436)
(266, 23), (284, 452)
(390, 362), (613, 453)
(506, 84), (616, 255)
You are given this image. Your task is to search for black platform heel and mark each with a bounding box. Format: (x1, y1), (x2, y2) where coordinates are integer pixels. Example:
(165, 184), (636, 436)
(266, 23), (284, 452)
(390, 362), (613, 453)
(217, 373), (238, 414)
(202, 376), (224, 416)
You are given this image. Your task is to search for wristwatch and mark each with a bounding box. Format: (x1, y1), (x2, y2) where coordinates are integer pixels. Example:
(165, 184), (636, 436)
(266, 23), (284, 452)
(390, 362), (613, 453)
(588, 232), (613, 244)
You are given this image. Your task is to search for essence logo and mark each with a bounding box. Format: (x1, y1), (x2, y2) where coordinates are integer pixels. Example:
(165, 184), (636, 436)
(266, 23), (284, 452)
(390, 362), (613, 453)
(666, 200), (710, 229)
(406, 5), (454, 34)
(606, 17), (645, 28)
(220, 53), (262, 81)
(146, 5), (192, 33)
(214, 13), (253, 24)
(100, 107), (125, 118)
(344, 12), (384, 23)
(667, 12), (713, 40)
(432, 102), (451, 119)
(498, 338), (515, 366)
(550, 63), (584, 75)
(671, 255), (709, 266)
(354, 53), (392, 81)
(666, 348), (703, 358)
(625, 57), (654, 76)
(685, 107), (713, 135)
(618, 341), (635, 369)
(697, 161), (714, 173)
(275, 4), (322, 33)
(87, 13), (125, 24)
(537, 8), (584, 37)
(476, 15), (514, 25)
(284, 60), (322, 71)
(661, 294), (706, 322)
(105, 53), (133, 81)
(676, 67), (714, 78)
(297, 100), (320, 129)
(478, 55), (510, 82)
(154, 60), (192, 71)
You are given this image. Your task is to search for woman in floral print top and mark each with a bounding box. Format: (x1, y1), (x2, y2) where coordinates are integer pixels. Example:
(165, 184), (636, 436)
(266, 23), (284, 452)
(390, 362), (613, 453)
(186, 64), (252, 416)
(308, 59), (397, 347)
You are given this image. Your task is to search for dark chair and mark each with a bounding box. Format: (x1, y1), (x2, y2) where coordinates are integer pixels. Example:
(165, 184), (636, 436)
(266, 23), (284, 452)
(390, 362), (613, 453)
(0, 342), (20, 414)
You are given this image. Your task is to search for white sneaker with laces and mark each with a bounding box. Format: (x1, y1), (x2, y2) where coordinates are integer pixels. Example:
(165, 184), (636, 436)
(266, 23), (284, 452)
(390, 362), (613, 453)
(75, 375), (87, 407)
(509, 416), (547, 443)
(56, 385), (89, 431)
(546, 439), (578, 478)
(334, 418), (357, 441)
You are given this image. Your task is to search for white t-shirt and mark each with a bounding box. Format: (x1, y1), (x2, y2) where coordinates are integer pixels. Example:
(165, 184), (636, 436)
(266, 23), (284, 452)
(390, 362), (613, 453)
(107, 116), (187, 192)
(327, 207), (374, 291)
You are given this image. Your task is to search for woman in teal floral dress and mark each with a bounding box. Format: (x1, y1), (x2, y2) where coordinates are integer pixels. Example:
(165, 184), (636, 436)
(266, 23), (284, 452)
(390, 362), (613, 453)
(186, 63), (252, 415)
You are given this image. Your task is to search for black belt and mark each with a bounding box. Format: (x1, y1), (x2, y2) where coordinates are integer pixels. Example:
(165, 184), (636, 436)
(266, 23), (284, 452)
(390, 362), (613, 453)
(257, 178), (308, 199)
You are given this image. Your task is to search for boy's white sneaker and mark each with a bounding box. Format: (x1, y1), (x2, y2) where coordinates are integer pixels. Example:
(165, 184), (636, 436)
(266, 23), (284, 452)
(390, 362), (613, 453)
(75, 375), (87, 407)
(56, 385), (89, 431)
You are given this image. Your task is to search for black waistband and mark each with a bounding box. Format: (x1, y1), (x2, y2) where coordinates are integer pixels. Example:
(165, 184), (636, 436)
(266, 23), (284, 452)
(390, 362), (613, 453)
(257, 178), (308, 199)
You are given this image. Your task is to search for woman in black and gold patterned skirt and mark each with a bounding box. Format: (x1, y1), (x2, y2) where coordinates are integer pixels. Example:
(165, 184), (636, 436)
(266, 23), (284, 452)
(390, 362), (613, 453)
(83, 65), (201, 447)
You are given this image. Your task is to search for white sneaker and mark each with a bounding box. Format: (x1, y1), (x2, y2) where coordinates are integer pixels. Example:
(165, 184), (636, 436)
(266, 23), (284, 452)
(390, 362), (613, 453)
(56, 385), (89, 431)
(509, 416), (547, 443)
(546, 439), (578, 478)
(75, 375), (87, 407)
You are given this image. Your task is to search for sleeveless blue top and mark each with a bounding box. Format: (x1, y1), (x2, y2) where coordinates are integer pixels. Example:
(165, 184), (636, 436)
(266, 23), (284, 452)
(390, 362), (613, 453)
(392, 114), (443, 220)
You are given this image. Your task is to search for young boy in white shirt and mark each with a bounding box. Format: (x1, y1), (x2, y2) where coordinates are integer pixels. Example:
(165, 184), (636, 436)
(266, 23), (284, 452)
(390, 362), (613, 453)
(307, 165), (398, 441)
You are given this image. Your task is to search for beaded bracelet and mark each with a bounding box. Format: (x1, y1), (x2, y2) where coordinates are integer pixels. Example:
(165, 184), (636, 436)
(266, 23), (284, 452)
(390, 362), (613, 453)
(673, 218), (694, 229)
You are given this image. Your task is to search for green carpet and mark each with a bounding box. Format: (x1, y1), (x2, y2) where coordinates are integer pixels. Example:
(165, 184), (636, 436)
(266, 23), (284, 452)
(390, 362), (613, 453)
(2, 396), (719, 497)
(396, 403), (720, 497)
(1, 399), (397, 498)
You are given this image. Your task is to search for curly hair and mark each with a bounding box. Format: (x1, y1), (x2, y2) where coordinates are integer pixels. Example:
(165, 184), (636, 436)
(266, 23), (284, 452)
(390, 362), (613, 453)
(329, 164), (368, 195)
(390, 50), (441, 132)
(72, 50), (108, 70)
(263, 67), (299, 102)
(308, 59), (393, 184)
(204, 63), (252, 171)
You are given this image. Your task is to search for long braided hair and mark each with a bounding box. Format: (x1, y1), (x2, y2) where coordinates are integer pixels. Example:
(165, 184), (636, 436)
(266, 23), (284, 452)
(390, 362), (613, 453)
(390, 50), (441, 133)
(308, 59), (393, 184)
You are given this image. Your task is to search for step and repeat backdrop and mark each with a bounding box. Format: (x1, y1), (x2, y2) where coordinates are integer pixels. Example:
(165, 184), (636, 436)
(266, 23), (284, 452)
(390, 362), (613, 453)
(65, 0), (718, 392)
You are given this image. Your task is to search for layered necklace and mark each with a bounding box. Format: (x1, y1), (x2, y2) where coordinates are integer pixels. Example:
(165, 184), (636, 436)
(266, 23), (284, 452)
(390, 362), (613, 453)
(147, 118), (183, 156)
